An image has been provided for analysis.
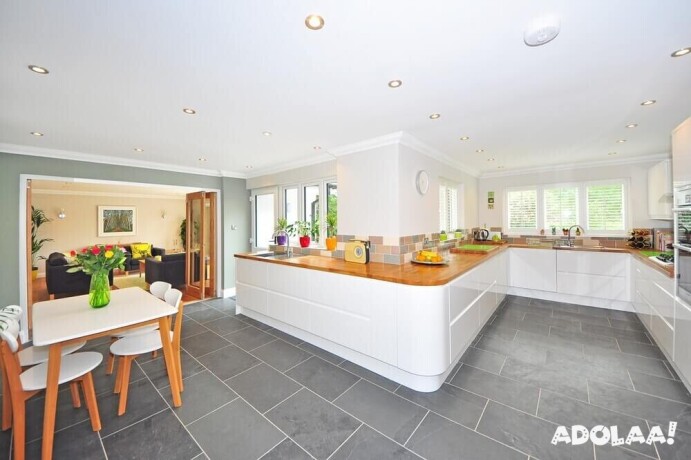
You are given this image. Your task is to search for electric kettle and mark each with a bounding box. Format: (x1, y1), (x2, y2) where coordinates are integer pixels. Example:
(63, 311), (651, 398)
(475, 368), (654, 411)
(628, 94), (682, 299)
(474, 229), (489, 241)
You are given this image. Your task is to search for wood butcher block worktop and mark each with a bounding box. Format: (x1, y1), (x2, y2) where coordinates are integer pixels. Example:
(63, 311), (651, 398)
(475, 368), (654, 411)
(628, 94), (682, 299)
(235, 247), (508, 286)
(236, 244), (673, 286)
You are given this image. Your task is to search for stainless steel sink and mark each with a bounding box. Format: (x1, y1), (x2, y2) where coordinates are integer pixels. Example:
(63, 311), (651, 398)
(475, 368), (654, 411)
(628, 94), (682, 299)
(250, 252), (304, 260)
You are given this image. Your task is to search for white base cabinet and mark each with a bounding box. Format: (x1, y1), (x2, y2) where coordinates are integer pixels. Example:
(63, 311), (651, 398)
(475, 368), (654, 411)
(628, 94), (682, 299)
(674, 298), (691, 388)
(509, 248), (556, 291)
(556, 251), (629, 301)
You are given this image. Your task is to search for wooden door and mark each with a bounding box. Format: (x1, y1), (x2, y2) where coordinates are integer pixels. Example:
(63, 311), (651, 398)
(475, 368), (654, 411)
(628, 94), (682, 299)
(185, 191), (217, 299)
(26, 179), (33, 328)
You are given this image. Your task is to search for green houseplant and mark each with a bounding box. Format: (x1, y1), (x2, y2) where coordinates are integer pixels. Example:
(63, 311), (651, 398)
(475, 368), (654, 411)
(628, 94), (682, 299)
(274, 217), (289, 245)
(179, 218), (187, 250)
(295, 221), (312, 248)
(31, 206), (53, 280)
(325, 214), (337, 251)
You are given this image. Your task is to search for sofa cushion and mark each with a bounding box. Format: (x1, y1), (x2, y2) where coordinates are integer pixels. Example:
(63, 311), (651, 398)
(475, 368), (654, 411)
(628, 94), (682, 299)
(130, 243), (152, 259)
(47, 252), (68, 266)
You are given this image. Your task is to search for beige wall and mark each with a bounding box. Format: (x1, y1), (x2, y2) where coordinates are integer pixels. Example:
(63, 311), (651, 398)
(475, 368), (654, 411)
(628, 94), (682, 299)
(32, 191), (185, 275)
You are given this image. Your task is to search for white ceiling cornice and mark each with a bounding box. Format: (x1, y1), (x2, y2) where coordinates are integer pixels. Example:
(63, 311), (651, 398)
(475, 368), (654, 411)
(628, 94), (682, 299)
(241, 153), (336, 179)
(0, 143), (226, 178)
(32, 188), (186, 200)
(328, 132), (405, 157)
(480, 153), (671, 179)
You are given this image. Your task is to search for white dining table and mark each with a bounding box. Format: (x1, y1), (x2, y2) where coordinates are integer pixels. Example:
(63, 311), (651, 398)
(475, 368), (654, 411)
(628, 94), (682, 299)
(32, 287), (182, 460)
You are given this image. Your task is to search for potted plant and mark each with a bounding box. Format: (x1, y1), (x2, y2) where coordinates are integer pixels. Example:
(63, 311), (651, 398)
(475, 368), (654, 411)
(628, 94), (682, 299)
(325, 214), (337, 251)
(274, 217), (289, 245)
(295, 221), (312, 248)
(68, 245), (126, 308)
(31, 206), (53, 280)
(179, 218), (187, 250)
(454, 228), (463, 239)
(439, 230), (448, 241)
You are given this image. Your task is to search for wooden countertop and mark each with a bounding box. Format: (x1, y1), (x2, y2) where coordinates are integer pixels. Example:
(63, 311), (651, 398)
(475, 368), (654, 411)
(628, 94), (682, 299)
(235, 244), (673, 287)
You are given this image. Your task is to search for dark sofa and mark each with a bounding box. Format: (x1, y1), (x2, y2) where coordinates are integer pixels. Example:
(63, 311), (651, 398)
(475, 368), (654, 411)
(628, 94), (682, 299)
(120, 244), (165, 273)
(45, 252), (114, 299)
(145, 252), (186, 288)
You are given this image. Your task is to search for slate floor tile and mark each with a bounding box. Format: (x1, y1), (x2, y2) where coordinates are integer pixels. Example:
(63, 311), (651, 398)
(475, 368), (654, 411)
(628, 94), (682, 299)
(475, 333), (517, 355)
(266, 327), (304, 346)
(491, 315), (551, 335)
(260, 438), (312, 460)
(480, 323), (520, 341)
(477, 401), (594, 460)
(552, 309), (612, 326)
(102, 409), (202, 460)
(505, 294), (532, 305)
(186, 305), (229, 324)
(203, 316), (249, 335)
(202, 297), (236, 312)
(516, 329), (587, 354)
(339, 360), (400, 392)
(582, 323), (651, 344)
(549, 326), (620, 350)
(656, 426), (691, 460)
(138, 349), (205, 389)
(459, 346), (506, 374)
(168, 370), (238, 424)
(297, 342), (346, 365)
(450, 364), (540, 414)
(606, 310), (640, 322)
(395, 382), (487, 429)
(252, 339), (312, 372)
(594, 445), (653, 460)
(286, 356), (359, 401)
(406, 412), (527, 460)
(236, 314), (274, 331)
(583, 347), (673, 379)
(196, 343), (260, 380)
(588, 380), (691, 433)
(180, 317), (210, 339)
(608, 318), (646, 332)
(330, 425), (419, 460)
(266, 389), (361, 460)
(629, 370), (691, 404)
(617, 339), (666, 359)
(181, 330), (231, 358)
(188, 399), (284, 460)
(335, 380), (427, 444)
(500, 357), (589, 401)
(224, 326), (276, 351)
(536, 390), (657, 458)
(523, 312), (582, 331)
(24, 419), (106, 460)
(227, 363), (301, 413)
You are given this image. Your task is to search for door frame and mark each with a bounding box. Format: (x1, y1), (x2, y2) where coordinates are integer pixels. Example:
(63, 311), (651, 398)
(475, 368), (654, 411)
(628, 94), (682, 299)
(17, 174), (223, 342)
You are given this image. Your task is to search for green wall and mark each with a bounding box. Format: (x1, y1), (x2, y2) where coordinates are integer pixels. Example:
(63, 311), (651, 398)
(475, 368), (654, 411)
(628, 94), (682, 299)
(0, 152), (250, 307)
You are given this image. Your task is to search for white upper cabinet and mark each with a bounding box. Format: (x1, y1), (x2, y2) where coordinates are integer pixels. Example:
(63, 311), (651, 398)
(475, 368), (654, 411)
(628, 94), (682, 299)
(672, 117), (691, 186)
(648, 159), (672, 219)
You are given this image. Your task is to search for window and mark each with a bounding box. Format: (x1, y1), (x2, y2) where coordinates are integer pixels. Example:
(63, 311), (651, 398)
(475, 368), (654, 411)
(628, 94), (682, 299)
(439, 182), (458, 232)
(304, 184), (320, 242)
(274, 179), (336, 247)
(507, 189), (537, 231)
(544, 186), (578, 229)
(326, 182), (338, 236)
(587, 183), (625, 231)
(284, 187), (298, 224)
(504, 180), (628, 235)
(252, 189), (276, 249)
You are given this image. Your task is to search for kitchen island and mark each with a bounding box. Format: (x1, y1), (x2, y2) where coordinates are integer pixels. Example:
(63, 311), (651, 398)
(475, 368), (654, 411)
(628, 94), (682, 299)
(235, 248), (508, 392)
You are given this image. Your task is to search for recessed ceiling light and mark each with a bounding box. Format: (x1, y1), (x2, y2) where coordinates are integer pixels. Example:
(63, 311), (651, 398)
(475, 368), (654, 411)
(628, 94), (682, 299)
(475, 149), (484, 153)
(262, 131), (272, 136)
(671, 47), (691, 57)
(640, 100), (656, 106)
(497, 166), (505, 169)
(459, 136), (470, 141)
(305, 14), (325, 30)
(429, 113), (441, 120)
(313, 146), (322, 150)
(245, 165), (253, 169)
(183, 108), (196, 114)
(28, 65), (49, 74)
(608, 152), (618, 156)
(30, 131), (44, 136)
(388, 80), (402, 88)
(198, 157), (207, 162)
(616, 139), (627, 143)
(625, 123), (638, 128)
(487, 158), (495, 162)
(134, 148), (144, 152)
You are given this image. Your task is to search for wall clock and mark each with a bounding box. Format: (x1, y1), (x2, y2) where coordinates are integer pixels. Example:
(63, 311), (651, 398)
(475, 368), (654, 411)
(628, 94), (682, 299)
(415, 170), (429, 195)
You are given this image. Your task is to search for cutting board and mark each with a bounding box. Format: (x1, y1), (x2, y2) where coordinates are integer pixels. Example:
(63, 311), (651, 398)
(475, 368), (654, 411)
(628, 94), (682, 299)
(451, 244), (500, 254)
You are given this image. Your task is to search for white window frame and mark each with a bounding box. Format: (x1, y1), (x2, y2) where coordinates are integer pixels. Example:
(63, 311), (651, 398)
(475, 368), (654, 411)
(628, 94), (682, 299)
(439, 179), (459, 233)
(503, 179), (630, 237)
(250, 187), (278, 250)
(275, 176), (336, 248)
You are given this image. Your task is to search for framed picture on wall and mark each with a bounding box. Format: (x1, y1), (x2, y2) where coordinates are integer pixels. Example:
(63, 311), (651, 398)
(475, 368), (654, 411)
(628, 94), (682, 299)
(98, 206), (136, 237)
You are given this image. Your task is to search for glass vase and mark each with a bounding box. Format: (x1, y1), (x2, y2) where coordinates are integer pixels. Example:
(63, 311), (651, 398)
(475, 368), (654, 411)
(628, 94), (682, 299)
(89, 270), (111, 308)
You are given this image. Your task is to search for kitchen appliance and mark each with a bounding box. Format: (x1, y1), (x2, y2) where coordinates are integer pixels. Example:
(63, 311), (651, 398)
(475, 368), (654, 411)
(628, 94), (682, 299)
(473, 229), (489, 241)
(649, 253), (674, 267)
(674, 187), (691, 301)
(675, 184), (691, 207)
(345, 240), (370, 264)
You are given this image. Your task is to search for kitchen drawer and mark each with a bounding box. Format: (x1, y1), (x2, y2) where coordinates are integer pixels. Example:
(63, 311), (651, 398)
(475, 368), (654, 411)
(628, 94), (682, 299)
(556, 272), (628, 300)
(449, 301), (479, 361)
(557, 251), (628, 277)
(650, 313), (674, 360)
(674, 298), (691, 385)
(647, 281), (675, 328)
(632, 290), (652, 331)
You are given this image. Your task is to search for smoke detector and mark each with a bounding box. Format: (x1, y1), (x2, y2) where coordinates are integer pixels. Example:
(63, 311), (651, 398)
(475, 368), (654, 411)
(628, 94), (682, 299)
(524, 16), (560, 46)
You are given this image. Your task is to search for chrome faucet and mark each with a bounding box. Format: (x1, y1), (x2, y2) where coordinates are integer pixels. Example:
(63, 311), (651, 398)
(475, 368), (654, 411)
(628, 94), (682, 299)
(272, 230), (292, 257)
(567, 225), (585, 247)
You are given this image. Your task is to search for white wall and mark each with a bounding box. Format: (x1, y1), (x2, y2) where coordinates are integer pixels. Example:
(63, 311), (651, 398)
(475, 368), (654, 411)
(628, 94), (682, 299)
(478, 158), (672, 233)
(246, 160), (336, 189)
(32, 192), (185, 274)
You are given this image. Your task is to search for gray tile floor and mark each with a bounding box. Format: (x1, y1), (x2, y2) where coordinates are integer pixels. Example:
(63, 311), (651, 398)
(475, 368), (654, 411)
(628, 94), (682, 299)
(2, 295), (691, 459)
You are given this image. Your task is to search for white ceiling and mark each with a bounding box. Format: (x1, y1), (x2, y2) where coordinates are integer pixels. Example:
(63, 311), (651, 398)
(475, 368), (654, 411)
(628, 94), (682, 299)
(1, 1), (690, 178)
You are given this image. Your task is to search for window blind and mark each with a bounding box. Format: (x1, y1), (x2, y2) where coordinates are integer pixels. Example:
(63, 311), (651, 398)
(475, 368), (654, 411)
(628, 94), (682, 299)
(439, 184), (458, 232)
(544, 187), (578, 229)
(587, 183), (624, 231)
(507, 189), (537, 229)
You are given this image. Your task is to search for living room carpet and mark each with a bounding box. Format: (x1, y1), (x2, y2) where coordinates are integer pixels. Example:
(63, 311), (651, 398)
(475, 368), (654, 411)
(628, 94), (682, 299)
(113, 274), (148, 291)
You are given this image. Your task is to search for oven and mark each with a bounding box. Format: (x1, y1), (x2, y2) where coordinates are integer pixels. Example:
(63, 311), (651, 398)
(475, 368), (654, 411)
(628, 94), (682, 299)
(677, 248), (691, 304)
(674, 203), (691, 302)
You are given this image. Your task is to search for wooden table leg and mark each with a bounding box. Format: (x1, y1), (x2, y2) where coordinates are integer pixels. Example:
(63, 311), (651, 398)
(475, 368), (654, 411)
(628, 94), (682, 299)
(158, 317), (181, 407)
(42, 343), (62, 460)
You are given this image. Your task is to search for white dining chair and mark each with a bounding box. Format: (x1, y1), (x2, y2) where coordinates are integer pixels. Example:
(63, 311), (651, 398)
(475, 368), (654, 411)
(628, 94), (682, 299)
(110, 288), (183, 415)
(104, 281), (171, 374)
(0, 305), (86, 431)
(0, 317), (102, 460)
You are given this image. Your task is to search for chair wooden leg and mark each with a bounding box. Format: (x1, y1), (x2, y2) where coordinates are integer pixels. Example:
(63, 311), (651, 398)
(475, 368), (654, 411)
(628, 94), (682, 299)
(177, 350), (183, 392)
(1, 365), (12, 431)
(80, 373), (101, 431)
(10, 393), (25, 460)
(152, 350), (158, 359)
(114, 357), (124, 394)
(69, 381), (81, 408)
(117, 357), (133, 416)
(106, 352), (115, 375)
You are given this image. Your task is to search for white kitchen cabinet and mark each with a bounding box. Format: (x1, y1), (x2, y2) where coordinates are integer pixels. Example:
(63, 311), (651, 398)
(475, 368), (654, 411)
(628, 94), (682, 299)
(674, 298), (691, 387)
(647, 159), (672, 220)
(631, 259), (652, 329)
(672, 117), (691, 185)
(556, 251), (629, 301)
(509, 248), (557, 292)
